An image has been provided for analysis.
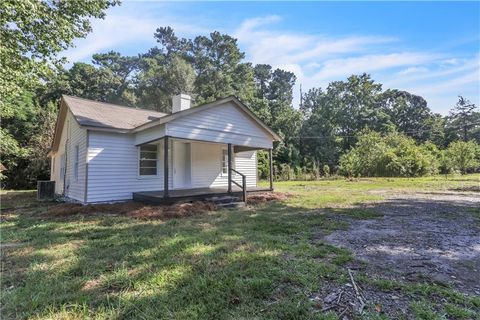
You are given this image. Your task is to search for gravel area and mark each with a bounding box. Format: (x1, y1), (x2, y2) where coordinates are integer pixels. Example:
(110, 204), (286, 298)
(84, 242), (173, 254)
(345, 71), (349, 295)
(326, 191), (480, 295)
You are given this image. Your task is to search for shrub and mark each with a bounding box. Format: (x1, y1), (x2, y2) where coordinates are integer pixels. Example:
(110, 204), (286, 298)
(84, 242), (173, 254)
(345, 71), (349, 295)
(444, 140), (479, 174)
(339, 151), (362, 178)
(339, 131), (440, 177)
(323, 164), (330, 177)
(257, 150), (270, 179)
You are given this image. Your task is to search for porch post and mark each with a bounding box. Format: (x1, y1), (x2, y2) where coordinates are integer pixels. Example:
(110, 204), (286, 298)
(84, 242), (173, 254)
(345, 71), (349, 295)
(268, 148), (273, 191)
(227, 143), (232, 193)
(163, 136), (169, 198)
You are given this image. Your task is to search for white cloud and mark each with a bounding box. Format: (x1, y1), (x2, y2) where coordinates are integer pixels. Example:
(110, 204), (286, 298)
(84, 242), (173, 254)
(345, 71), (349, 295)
(63, 6), (207, 63)
(441, 58), (459, 65)
(405, 71), (479, 96)
(61, 6), (479, 114)
(310, 52), (437, 82)
(235, 16), (397, 67)
(398, 66), (429, 75)
(234, 15), (479, 113)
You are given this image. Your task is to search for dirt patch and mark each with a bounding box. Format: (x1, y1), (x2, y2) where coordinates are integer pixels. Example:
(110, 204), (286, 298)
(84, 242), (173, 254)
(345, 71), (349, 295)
(46, 201), (216, 220)
(451, 185), (480, 192)
(311, 274), (411, 319)
(247, 192), (291, 205)
(0, 242), (23, 250)
(324, 192), (480, 296)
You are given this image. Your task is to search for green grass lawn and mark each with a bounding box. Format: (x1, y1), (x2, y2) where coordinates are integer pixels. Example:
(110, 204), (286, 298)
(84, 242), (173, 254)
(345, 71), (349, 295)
(1, 175), (479, 319)
(261, 174), (480, 208)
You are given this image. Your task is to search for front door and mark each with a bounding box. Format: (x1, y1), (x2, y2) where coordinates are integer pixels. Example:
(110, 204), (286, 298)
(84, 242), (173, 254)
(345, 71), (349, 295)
(173, 141), (191, 189)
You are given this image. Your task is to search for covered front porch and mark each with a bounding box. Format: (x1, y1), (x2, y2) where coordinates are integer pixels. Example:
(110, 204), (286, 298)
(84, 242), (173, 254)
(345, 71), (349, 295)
(131, 97), (278, 204)
(133, 186), (271, 204)
(135, 135), (274, 204)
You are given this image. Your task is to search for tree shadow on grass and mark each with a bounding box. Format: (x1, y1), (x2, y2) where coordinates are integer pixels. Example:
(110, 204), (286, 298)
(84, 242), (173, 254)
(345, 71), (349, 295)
(3, 193), (478, 319)
(1, 199), (350, 319)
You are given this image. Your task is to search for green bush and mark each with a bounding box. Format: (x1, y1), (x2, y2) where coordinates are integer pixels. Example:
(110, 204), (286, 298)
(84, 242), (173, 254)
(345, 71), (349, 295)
(322, 164), (330, 177)
(444, 140), (479, 174)
(339, 131), (440, 177)
(257, 150), (269, 179)
(262, 135), (479, 181)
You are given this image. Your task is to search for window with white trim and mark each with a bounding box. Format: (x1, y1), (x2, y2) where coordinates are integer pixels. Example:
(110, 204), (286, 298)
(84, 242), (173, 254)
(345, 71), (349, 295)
(74, 145), (79, 181)
(222, 149), (235, 175)
(60, 154), (66, 181)
(139, 144), (158, 176)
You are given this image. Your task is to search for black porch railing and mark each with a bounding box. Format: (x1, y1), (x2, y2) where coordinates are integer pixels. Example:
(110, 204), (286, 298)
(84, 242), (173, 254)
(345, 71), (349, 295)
(230, 168), (247, 202)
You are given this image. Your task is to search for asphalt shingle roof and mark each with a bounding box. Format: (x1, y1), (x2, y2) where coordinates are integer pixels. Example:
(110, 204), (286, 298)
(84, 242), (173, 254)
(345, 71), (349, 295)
(63, 95), (167, 131)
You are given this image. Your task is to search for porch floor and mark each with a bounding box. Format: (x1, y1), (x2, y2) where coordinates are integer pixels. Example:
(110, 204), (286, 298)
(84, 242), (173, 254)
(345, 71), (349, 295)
(133, 186), (271, 204)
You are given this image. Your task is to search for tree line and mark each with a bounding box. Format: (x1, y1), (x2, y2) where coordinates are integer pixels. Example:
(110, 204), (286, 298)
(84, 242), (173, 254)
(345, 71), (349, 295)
(2, 1), (479, 188)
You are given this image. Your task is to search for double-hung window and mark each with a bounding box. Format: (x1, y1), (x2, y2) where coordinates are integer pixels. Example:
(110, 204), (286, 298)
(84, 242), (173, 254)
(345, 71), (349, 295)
(139, 144), (158, 176)
(74, 145), (79, 181)
(222, 149), (235, 175)
(60, 154), (66, 181)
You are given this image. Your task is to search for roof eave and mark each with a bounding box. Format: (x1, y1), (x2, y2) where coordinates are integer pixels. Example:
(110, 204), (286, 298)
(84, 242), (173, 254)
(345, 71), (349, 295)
(81, 125), (131, 134)
(49, 97), (68, 154)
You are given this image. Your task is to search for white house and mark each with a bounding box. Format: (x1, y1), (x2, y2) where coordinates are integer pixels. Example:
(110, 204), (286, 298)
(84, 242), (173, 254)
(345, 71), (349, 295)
(49, 94), (279, 204)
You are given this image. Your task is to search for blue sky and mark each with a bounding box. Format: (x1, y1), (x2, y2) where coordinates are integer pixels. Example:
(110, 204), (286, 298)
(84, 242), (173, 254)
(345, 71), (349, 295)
(64, 1), (480, 114)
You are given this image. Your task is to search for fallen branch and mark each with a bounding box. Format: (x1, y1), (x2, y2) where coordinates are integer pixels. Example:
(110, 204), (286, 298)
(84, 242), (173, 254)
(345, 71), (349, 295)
(321, 304), (338, 312)
(338, 307), (348, 318)
(348, 268), (366, 314)
(337, 290), (343, 304)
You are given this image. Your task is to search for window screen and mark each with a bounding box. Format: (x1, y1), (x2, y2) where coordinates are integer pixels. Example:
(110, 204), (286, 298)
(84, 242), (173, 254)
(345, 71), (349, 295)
(139, 144), (158, 176)
(74, 145), (79, 181)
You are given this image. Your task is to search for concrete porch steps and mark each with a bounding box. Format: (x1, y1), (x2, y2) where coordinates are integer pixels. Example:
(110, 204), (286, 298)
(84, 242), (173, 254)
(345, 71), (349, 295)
(205, 195), (245, 209)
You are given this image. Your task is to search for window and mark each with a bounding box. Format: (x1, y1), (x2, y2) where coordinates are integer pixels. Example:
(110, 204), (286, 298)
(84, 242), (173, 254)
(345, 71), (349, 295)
(222, 149), (235, 175)
(74, 145), (79, 181)
(60, 154), (66, 181)
(222, 149), (227, 174)
(139, 144), (158, 176)
(52, 157), (55, 173)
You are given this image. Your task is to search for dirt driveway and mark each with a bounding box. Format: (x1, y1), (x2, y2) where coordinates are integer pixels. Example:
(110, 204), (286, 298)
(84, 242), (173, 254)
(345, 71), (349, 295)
(326, 191), (480, 296)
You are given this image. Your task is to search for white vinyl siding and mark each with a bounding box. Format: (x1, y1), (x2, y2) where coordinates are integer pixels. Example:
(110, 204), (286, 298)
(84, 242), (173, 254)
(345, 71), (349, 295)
(165, 102), (273, 149)
(50, 99), (268, 203)
(50, 111), (87, 201)
(135, 124), (166, 145)
(233, 150), (257, 187)
(87, 131), (165, 202)
(85, 136), (257, 203)
(190, 142), (256, 189)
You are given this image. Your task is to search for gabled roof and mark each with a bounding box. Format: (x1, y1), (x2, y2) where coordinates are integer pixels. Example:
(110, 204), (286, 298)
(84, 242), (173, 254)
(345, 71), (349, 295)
(51, 95), (280, 154)
(132, 96), (281, 141)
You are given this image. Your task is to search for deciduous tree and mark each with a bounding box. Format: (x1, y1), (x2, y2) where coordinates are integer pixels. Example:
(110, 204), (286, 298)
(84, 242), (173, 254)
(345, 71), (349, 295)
(1, 0), (118, 115)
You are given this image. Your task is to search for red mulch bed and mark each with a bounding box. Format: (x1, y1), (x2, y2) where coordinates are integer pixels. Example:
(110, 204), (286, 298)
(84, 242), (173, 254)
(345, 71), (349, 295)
(46, 192), (289, 220)
(47, 201), (217, 220)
